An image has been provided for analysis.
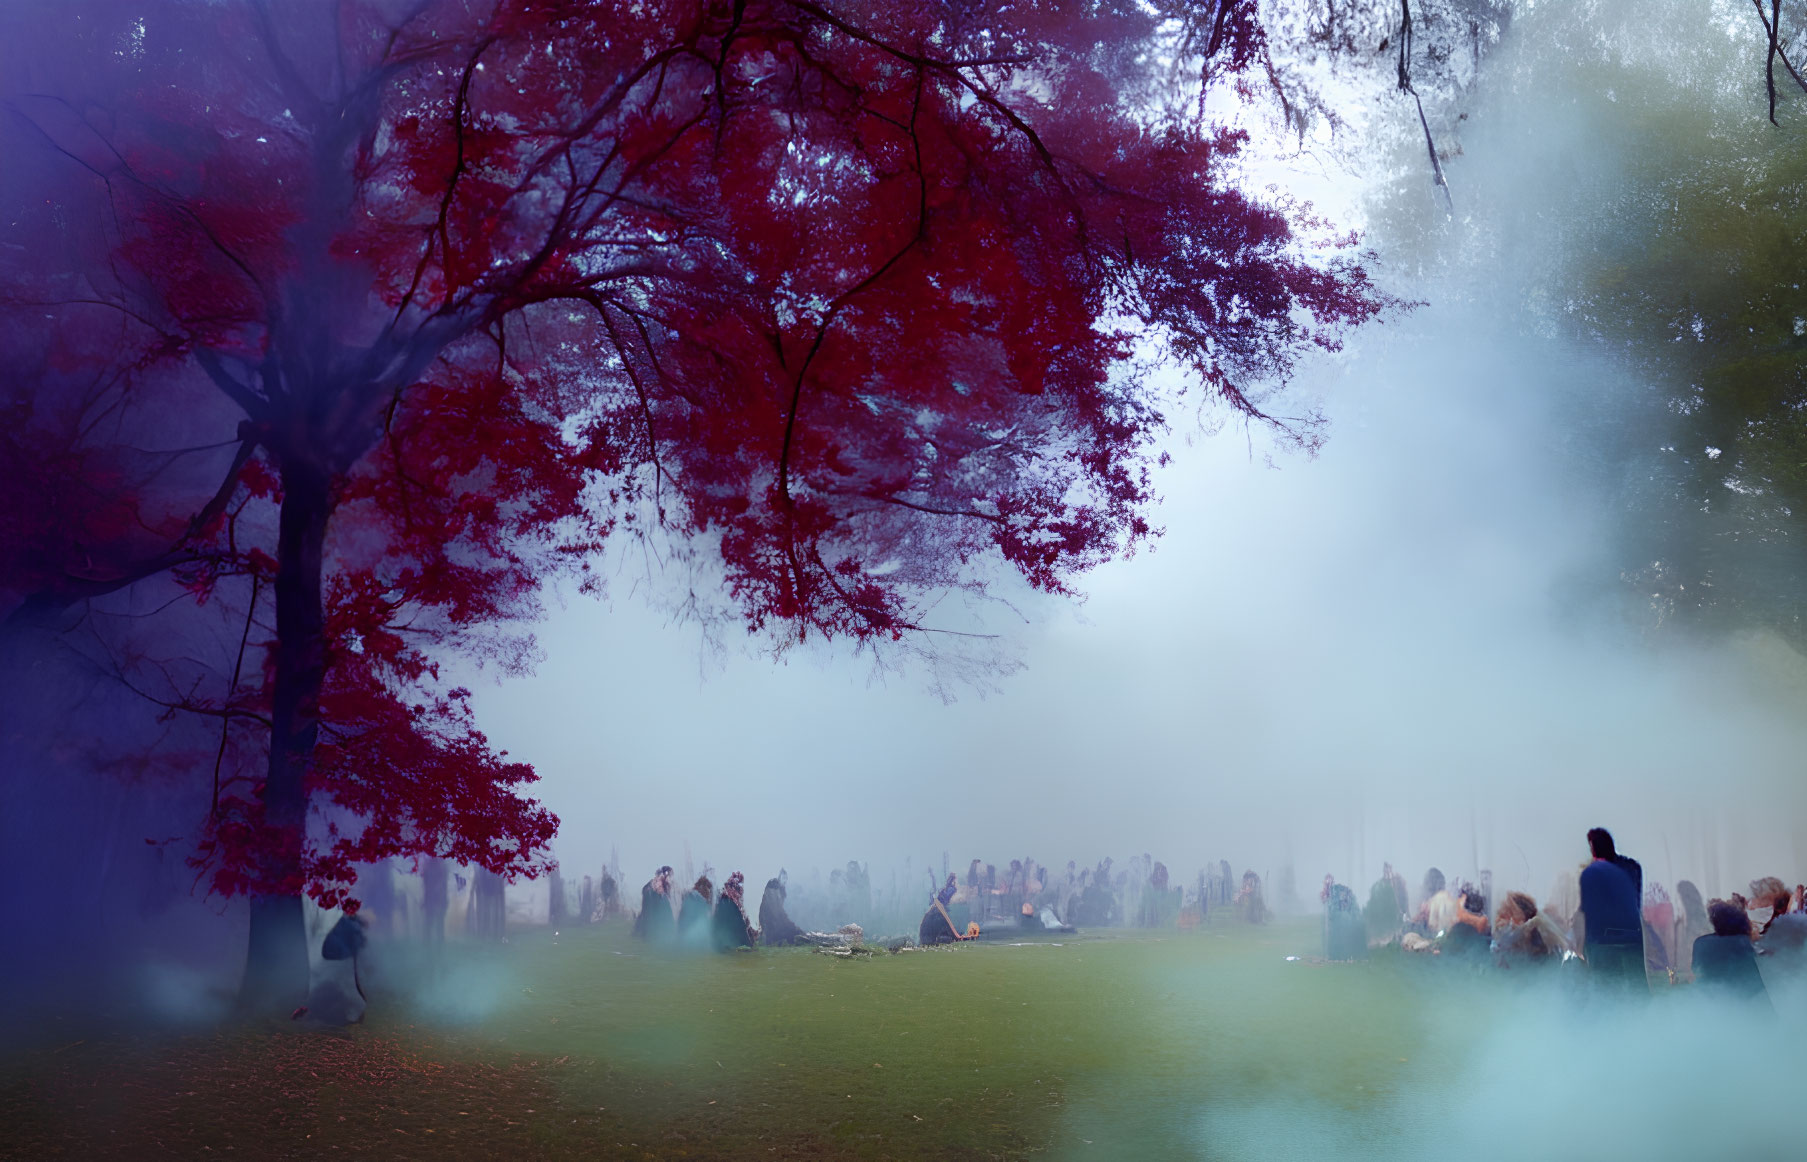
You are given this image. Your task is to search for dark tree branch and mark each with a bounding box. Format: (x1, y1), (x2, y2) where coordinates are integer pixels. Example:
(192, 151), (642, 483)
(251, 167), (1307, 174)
(1753, 0), (1807, 123)
(2, 435), (258, 633)
(1396, 0), (1453, 211)
(210, 574), (263, 819)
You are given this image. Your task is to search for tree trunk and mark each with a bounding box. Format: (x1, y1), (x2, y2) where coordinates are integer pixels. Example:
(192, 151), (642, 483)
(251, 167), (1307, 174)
(422, 857), (448, 947)
(238, 459), (331, 1018)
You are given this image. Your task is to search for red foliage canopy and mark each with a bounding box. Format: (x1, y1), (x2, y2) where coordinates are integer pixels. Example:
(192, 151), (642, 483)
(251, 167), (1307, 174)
(1, 0), (1384, 910)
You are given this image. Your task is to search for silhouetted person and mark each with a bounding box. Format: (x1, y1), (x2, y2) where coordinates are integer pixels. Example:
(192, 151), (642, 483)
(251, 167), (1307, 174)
(1365, 863), (1407, 946)
(759, 874), (805, 947)
(1237, 870), (1268, 924)
(1440, 887), (1491, 962)
(600, 872), (619, 918)
(1323, 877), (1366, 960)
(1579, 827), (1646, 994)
(633, 866), (675, 942)
(1075, 871), (1116, 928)
(322, 909), (369, 993)
(679, 876), (714, 946)
(713, 871), (757, 951)
(920, 873), (962, 945)
(309, 907), (370, 1025)
(1694, 899), (1768, 1001)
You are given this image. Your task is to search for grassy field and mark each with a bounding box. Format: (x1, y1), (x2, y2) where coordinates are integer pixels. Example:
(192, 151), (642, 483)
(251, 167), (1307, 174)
(0, 919), (1498, 1160)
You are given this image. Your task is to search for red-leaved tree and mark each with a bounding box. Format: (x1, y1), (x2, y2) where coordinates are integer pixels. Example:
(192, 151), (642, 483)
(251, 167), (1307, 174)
(1, 0), (1385, 1015)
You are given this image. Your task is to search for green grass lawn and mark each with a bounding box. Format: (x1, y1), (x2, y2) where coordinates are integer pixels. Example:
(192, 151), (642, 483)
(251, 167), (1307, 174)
(1, 920), (1486, 1160)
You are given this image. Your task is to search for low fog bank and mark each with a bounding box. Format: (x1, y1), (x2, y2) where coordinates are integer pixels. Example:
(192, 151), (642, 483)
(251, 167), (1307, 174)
(1192, 978), (1807, 1162)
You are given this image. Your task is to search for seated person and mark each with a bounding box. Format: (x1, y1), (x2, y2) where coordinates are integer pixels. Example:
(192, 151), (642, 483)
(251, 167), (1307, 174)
(925, 874), (968, 946)
(1365, 867), (1406, 946)
(1440, 916), (1489, 961)
(1236, 871), (1268, 925)
(631, 866), (675, 942)
(1454, 887), (1490, 936)
(758, 875), (806, 947)
(1493, 891), (1569, 964)
(1018, 901), (1045, 932)
(712, 871), (757, 951)
(1758, 890), (1807, 967)
(1075, 878), (1116, 928)
(1423, 887), (1461, 936)
(678, 877), (714, 947)
(1323, 880), (1366, 961)
(1412, 868), (1447, 933)
(1693, 899), (1768, 1000)
(920, 873), (964, 946)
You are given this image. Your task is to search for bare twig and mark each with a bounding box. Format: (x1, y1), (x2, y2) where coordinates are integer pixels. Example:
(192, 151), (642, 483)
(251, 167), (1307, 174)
(1397, 0), (1453, 212)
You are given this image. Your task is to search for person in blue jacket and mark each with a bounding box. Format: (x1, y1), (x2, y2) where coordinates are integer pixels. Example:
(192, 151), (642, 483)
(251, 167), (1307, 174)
(1578, 828), (1646, 994)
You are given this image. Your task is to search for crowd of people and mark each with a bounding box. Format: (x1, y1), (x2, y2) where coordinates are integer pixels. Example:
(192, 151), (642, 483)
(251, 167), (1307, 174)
(1322, 827), (1806, 1001)
(628, 866), (763, 951)
(615, 828), (1807, 1005)
(623, 852), (1282, 952)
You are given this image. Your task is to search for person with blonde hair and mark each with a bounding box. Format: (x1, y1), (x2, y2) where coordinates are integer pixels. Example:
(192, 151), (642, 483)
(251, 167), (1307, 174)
(1493, 891), (1570, 965)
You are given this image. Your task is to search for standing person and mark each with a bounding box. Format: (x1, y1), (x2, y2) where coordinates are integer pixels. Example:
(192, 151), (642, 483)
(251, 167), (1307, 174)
(1578, 828), (1647, 995)
(633, 866), (676, 943)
